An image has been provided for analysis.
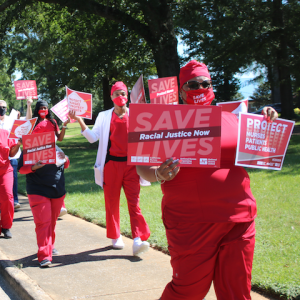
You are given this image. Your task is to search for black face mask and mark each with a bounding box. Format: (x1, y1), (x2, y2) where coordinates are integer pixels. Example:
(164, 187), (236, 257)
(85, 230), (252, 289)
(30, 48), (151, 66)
(0, 107), (7, 116)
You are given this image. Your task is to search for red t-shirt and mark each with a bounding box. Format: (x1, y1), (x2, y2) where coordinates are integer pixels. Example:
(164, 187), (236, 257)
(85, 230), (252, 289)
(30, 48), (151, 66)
(161, 112), (257, 223)
(109, 112), (129, 157)
(0, 129), (16, 175)
(33, 119), (59, 134)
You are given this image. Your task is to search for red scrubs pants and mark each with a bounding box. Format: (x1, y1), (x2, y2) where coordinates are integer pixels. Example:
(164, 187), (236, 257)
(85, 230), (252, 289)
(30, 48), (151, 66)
(0, 169), (14, 232)
(103, 160), (150, 240)
(161, 220), (255, 300)
(28, 194), (65, 262)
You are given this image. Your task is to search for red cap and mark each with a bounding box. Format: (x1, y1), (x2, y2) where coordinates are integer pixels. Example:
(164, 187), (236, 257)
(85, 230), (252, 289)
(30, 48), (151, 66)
(179, 60), (211, 89)
(111, 81), (128, 95)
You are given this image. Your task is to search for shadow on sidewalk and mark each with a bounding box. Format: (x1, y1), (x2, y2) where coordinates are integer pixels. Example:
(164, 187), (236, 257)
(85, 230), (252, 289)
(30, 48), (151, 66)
(11, 246), (143, 269)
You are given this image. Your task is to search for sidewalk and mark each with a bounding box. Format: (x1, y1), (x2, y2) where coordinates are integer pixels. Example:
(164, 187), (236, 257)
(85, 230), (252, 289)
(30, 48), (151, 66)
(0, 194), (273, 300)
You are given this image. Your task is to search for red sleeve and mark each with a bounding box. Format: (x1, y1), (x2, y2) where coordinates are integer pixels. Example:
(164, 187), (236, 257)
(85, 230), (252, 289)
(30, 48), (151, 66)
(8, 138), (17, 149)
(64, 156), (70, 169)
(19, 165), (36, 175)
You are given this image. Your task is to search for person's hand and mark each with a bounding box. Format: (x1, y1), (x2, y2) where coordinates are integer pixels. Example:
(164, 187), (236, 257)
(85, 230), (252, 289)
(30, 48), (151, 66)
(17, 111), (21, 119)
(261, 107), (278, 122)
(63, 117), (70, 127)
(57, 151), (65, 160)
(31, 160), (45, 171)
(156, 157), (181, 182)
(17, 138), (22, 146)
(69, 110), (81, 121)
(26, 96), (33, 106)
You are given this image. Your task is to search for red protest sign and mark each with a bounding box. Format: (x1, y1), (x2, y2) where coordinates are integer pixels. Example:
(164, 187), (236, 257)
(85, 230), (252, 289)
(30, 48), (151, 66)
(14, 80), (38, 100)
(148, 77), (178, 104)
(235, 113), (294, 170)
(51, 98), (75, 123)
(9, 118), (37, 139)
(216, 99), (248, 117)
(23, 131), (56, 165)
(128, 104), (221, 167)
(66, 86), (92, 119)
(131, 75), (146, 104)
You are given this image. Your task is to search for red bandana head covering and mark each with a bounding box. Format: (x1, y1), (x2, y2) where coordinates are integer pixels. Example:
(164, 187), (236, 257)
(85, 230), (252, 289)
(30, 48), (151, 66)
(179, 60), (211, 89)
(111, 81), (128, 96)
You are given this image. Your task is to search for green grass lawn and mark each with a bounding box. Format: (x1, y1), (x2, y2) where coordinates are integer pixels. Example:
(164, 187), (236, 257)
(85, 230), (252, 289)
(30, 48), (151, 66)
(17, 122), (300, 299)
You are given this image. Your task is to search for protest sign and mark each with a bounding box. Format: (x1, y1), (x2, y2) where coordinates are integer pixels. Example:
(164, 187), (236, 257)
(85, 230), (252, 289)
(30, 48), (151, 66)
(128, 104), (221, 167)
(23, 131), (56, 165)
(9, 108), (19, 121)
(8, 118), (37, 139)
(14, 80), (38, 100)
(235, 113), (294, 170)
(66, 86), (92, 119)
(51, 98), (75, 123)
(216, 99), (248, 117)
(148, 76), (178, 104)
(131, 75), (146, 104)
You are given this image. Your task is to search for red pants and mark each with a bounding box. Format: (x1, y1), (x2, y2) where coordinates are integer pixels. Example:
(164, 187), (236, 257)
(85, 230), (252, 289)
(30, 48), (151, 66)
(28, 194), (65, 262)
(103, 160), (150, 240)
(161, 220), (255, 300)
(0, 169), (14, 231)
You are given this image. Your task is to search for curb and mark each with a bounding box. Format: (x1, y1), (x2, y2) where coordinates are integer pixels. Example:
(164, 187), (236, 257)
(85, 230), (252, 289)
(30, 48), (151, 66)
(0, 249), (53, 300)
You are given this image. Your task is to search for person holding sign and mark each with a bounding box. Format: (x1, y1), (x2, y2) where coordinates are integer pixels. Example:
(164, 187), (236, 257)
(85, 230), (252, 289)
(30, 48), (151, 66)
(28, 99), (70, 217)
(0, 127), (22, 238)
(136, 60), (278, 300)
(69, 81), (150, 256)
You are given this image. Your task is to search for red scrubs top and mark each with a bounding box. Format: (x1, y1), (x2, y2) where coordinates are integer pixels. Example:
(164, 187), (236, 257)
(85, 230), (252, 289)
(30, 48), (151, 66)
(33, 119), (59, 134)
(0, 129), (16, 176)
(161, 111), (257, 223)
(109, 112), (129, 157)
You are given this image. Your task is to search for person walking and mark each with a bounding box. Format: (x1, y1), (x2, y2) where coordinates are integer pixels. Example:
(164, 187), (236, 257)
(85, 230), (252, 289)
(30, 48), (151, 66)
(136, 60), (278, 300)
(69, 81), (150, 256)
(18, 99), (70, 267)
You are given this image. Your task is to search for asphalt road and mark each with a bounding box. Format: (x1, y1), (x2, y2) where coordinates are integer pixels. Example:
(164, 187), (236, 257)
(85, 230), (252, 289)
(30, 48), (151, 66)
(0, 273), (22, 300)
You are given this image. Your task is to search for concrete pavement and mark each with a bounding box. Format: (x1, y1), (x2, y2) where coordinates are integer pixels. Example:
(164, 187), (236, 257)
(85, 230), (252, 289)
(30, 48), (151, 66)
(0, 194), (274, 300)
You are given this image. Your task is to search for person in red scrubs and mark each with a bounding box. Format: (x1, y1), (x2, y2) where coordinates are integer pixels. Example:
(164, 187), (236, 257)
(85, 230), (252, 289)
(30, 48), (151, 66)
(69, 81), (150, 256)
(0, 127), (21, 239)
(18, 99), (70, 267)
(137, 60), (278, 300)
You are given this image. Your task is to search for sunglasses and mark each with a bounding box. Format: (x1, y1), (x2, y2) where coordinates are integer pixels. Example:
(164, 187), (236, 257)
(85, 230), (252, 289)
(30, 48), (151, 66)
(0, 106), (7, 109)
(184, 80), (212, 90)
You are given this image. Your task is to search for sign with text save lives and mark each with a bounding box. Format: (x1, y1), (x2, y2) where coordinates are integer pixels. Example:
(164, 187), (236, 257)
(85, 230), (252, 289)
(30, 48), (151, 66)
(14, 80), (38, 100)
(235, 113), (294, 170)
(128, 104), (221, 167)
(23, 131), (56, 165)
(148, 77), (178, 104)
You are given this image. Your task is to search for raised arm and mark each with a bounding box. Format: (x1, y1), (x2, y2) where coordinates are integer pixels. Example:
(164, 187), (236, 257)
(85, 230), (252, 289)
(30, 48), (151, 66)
(26, 96), (33, 120)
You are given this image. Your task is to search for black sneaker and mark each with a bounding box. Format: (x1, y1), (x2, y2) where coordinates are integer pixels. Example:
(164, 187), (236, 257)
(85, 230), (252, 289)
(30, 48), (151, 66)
(40, 259), (51, 268)
(2, 228), (12, 239)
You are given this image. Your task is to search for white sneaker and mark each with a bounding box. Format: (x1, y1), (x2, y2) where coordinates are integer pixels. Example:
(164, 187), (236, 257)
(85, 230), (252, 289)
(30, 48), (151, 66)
(112, 236), (125, 249)
(59, 207), (67, 217)
(132, 237), (149, 256)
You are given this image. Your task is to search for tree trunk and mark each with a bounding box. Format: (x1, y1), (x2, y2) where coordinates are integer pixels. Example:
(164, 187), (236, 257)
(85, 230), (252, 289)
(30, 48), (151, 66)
(102, 77), (113, 110)
(273, 0), (294, 118)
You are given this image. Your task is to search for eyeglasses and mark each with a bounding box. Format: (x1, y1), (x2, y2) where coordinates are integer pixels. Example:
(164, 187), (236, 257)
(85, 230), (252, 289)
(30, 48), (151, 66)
(184, 80), (212, 90)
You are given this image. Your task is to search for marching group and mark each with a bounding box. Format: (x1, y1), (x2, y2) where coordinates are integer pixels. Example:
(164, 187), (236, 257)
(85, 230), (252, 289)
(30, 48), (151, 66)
(0, 60), (278, 300)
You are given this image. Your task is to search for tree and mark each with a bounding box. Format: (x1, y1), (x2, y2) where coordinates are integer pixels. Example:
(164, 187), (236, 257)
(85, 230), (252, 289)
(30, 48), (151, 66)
(176, 0), (300, 119)
(2, 2), (157, 109)
(0, 0), (180, 79)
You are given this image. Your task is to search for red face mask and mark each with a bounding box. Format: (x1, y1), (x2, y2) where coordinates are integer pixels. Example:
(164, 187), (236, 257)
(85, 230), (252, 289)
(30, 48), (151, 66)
(38, 109), (48, 118)
(183, 88), (215, 106)
(112, 95), (128, 107)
